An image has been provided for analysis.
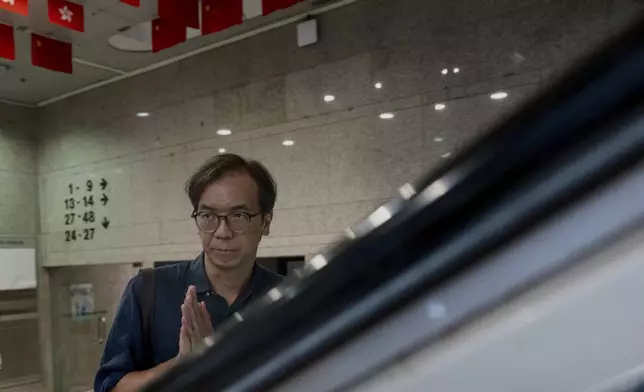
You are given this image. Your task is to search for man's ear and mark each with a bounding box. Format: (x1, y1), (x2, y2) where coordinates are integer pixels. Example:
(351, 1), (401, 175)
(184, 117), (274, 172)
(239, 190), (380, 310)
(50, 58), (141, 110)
(262, 212), (273, 236)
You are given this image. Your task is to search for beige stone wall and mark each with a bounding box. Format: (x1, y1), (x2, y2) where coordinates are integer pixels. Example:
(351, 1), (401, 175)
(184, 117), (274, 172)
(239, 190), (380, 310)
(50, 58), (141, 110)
(0, 104), (41, 390)
(35, 0), (637, 269)
(0, 103), (38, 241)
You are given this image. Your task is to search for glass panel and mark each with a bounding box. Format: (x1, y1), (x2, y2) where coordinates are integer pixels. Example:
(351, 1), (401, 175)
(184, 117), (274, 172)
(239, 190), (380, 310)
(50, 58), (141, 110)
(49, 264), (138, 392)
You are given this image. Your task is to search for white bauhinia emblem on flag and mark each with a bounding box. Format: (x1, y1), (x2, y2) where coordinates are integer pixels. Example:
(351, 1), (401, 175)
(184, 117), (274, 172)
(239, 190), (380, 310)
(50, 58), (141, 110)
(2, 0), (15, 5)
(59, 6), (73, 22)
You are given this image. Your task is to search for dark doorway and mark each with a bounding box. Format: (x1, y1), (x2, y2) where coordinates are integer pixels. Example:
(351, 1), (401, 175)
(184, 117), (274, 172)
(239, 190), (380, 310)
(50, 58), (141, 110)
(257, 256), (305, 277)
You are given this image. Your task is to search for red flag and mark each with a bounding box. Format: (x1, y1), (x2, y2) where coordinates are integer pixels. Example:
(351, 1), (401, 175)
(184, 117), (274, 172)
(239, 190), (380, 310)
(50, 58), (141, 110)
(31, 34), (72, 74)
(48, 0), (84, 32)
(0, 24), (15, 61)
(119, 0), (140, 6)
(152, 18), (186, 53)
(202, 0), (242, 35)
(0, 0), (28, 16)
(263, 0), (301, 15)
(158, 0), (199, 29)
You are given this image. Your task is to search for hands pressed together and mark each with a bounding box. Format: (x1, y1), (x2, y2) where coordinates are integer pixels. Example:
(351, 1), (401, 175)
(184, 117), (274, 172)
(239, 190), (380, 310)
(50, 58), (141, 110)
(178, 285), (214, 359)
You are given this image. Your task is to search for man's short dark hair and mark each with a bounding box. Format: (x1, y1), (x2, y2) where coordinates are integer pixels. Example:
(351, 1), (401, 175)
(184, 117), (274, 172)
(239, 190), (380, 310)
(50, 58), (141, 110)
(185, 153), (277, 214)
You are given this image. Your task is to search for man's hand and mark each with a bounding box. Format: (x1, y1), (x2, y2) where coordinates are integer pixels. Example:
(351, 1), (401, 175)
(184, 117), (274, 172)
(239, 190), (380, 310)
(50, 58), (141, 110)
(180, 285), (214, 354)
(178, 323), (191, 359)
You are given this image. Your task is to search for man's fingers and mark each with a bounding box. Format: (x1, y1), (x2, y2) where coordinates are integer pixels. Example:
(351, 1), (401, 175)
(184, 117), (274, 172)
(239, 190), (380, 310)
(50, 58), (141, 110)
(181, 313), (190, 331)
(188, 286), (199, 308)
(184, 287), (198, 317)
(184, 286), (206, 337)
(180, 306), (189, 331)
(180, 323), (189, 341)
(183, 286), (215, 338)
(181, 304), (197, 336)
(188, 287), (201, 317)
(179, 324), (191, 357)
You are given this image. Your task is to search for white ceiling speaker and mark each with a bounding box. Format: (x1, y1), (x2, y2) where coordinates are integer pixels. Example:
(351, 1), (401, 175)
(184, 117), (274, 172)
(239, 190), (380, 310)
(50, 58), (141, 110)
(297, 19), (318, 47)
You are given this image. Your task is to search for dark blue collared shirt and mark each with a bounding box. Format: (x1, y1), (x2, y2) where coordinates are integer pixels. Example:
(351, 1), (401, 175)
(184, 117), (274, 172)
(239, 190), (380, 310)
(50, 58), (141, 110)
(94, 253), (283, 392)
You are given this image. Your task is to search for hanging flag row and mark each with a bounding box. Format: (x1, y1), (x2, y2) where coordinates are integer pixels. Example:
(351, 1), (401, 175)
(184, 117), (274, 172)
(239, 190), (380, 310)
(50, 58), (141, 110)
(0, 0), (305, 72)
(0, 0), (87, 73)
(0, 24), (15, 60)
(0, 0), (29, 16)
(0, 0), (138, 72)
(1, 0), (138, 32)
(0, 0), (138, 17)
(0, 23), (73, 73)
(152, 0), (304, 52)
(48, 0), (85, 32)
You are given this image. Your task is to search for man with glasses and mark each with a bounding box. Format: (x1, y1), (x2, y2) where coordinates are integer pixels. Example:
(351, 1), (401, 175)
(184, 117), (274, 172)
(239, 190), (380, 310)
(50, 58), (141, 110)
(95, 154), (283, 392)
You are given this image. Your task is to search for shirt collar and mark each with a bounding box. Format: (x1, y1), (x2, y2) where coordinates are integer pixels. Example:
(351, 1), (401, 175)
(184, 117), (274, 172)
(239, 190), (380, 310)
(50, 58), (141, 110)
(186, 252), (211, 294)
(237, 264), (264, 304)
(186, 253), (271, 299)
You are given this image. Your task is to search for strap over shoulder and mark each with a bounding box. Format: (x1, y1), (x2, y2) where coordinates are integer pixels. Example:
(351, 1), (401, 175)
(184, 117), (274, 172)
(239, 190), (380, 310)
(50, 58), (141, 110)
(138, 268), (155, 364)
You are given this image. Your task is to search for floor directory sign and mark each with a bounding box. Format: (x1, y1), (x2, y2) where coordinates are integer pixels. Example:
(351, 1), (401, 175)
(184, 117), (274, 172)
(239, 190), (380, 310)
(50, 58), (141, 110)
(63, 178), (111, 243)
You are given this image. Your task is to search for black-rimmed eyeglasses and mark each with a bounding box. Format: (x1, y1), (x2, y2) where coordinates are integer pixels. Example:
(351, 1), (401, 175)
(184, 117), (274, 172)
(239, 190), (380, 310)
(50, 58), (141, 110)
(191, 211), (262, 234)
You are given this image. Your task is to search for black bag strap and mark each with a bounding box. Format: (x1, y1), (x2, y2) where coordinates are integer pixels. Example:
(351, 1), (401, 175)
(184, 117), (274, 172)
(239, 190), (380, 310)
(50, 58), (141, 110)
(138, 268), (155, 365)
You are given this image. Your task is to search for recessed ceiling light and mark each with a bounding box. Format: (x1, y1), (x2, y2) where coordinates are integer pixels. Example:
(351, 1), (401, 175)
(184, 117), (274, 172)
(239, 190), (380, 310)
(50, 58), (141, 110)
(374, 82), (383, 89)
(216, 129), (232, 136)
(283, 140), (295, 146)
(324, 95), (335, 103)
(442, 152), (452, 159)
(490, 91), (508, 100)
(434, 137), (444, 143)
(441, 68), (448, 75)
(453, 67), (460, 73)
(379, 112), (395, 120)
(136, 112), (150, 117)
(218, 148), (226, 153)
(434, 103), (446, 111)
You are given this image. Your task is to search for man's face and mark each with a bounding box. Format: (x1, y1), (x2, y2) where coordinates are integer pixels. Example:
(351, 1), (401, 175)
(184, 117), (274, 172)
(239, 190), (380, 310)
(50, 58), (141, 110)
(196, 172), (271, 270)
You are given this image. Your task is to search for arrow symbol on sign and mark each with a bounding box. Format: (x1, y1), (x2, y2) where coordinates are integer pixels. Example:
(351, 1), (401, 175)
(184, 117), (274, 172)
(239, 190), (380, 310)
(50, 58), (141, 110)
(100, 194), (109, 206)
(101, 217), (110, 229)
(100, 178), (108, 190)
